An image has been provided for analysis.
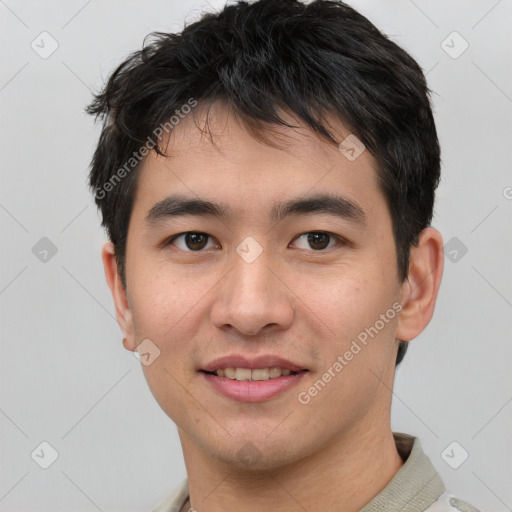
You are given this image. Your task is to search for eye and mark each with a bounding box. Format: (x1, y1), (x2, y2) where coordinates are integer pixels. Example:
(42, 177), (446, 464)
(165, 231), (345, 252)
(290, 231), (343, 251)
(166, 231), (218, 251)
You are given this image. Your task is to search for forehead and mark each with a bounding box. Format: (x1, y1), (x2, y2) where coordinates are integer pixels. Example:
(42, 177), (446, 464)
(133, 100), (384, 223)
(161, 101), (372, 166)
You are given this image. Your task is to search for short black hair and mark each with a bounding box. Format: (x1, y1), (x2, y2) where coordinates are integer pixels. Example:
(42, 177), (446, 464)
(86, 0), (440, 367)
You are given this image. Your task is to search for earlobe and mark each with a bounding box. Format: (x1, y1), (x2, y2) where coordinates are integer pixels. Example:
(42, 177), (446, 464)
(101, 241), (137, 352)
(396, 228), (444, 342)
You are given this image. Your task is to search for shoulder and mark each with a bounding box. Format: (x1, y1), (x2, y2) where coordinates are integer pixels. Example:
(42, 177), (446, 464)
(424, 492), (482, 512)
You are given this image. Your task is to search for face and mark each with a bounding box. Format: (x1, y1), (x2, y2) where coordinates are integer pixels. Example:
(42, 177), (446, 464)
(115, 102), (410, 470)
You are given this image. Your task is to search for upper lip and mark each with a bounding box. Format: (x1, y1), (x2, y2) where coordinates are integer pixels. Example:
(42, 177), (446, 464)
(201, 355), (307, 373)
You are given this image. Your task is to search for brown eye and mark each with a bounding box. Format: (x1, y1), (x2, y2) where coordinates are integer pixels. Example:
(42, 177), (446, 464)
(307, 232), (331, 250)
(292, 231), (341, 251)
(168, 232), (215, 251)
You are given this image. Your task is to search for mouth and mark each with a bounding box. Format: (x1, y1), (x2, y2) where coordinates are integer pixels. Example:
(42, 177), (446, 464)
(200, 367), (308, 381)
(199, 360), (309, 402)
(199, 355), (309, 402)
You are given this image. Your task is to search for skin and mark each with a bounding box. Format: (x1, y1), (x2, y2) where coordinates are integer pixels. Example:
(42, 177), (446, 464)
(102, 101), (444, 512)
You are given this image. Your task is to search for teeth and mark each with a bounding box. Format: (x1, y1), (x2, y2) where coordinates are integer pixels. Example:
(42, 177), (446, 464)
(235, 368), (252, 381)
(269, 367), (281, 378)
(224, 368), (235, 379)
(252, 368), (269, 381)
(215, 367), (294, 381)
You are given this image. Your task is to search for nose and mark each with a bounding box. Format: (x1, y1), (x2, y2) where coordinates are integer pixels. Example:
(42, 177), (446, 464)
(210, 246), (295, 337)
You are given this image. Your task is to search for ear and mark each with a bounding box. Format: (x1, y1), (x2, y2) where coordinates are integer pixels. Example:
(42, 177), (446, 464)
(101, 241), (137, 351)
(396, 227), (444, 342)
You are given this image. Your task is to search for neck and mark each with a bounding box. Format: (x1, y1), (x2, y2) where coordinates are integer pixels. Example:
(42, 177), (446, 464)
(178, 420), (404, 512)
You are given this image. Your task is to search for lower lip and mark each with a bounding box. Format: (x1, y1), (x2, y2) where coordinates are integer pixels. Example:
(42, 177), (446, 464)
(201, 371), (308, 403)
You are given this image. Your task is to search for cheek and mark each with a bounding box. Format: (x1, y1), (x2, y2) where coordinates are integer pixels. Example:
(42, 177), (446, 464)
(130, 253), (202, 319)
(131, 272), (201, 422)
(296, 277), (399, 430)
(300, 265), (399, 371)
(127, 268), (203, 358)
(301, 270), (374, 340)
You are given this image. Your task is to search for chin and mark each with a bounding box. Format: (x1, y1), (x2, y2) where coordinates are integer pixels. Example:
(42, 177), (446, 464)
(202, 433), (315, 473)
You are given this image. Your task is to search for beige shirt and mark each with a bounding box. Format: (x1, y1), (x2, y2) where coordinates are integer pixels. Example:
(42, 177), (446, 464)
(152, 432), (481, 512)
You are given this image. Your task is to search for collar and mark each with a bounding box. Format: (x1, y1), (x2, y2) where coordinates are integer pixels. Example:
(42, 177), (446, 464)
(360, 433), (445, 511)
(153, 432), (445, 512)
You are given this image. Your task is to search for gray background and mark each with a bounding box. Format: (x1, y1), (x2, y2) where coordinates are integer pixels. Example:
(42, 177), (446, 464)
(1, 0), (511, 510)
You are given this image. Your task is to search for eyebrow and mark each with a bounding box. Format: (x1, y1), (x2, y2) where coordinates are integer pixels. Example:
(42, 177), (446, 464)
(145, 192), (366, 227)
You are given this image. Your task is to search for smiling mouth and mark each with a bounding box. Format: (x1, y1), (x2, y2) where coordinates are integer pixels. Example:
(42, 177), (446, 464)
(201, 368), (308, 381)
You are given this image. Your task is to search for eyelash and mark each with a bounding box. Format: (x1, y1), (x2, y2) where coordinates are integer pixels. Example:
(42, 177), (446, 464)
(164, 231), (347, 252)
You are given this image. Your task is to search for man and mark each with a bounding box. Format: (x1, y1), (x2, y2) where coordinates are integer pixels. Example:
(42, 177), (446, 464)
(86, 0), (481, 510)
